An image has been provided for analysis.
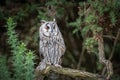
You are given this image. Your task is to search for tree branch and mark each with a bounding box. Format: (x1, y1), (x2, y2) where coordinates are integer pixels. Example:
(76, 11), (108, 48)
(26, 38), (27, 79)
(35, 65), (106, 80)
(102, 28), (120, 75)
(77, 45), (85, 70)
(95, 32), (113, 79)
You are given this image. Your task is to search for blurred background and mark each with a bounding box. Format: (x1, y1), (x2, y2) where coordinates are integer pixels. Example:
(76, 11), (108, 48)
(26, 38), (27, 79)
(0, 0), (120, 80)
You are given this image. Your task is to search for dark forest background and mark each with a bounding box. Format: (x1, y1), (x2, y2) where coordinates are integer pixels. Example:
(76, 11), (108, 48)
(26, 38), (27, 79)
(0, 0), (120, 80)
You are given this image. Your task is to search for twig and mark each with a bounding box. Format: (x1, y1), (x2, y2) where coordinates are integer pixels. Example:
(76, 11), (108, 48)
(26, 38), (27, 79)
(109, 29), (120, 60)
(96, 32), (113, 79)
(103, 35), (116, 39)
(77, 1), (86, 69)
(35, 65), (106, 80)
(77, 46), (85, 70)
(76, 46), (85, 80)
(101, 29), (120, 75)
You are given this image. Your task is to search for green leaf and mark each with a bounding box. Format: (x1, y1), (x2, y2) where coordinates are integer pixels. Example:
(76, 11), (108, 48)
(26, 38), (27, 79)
(109, 11), (117, 25)
(81, 26), (90, 37)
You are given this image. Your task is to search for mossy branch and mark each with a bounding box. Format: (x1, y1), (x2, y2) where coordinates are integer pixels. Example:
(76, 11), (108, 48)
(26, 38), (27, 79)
(35, 65), (106, 80)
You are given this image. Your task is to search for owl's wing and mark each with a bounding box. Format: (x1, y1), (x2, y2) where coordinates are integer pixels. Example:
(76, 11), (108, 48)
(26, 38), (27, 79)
(39, 38), (44, 57)
(39, 27), (45, 58)
(56, 31), (66, 55)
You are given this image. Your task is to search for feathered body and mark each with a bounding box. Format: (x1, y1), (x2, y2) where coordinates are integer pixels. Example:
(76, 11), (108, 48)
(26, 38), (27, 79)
(39, 19), (66, 69)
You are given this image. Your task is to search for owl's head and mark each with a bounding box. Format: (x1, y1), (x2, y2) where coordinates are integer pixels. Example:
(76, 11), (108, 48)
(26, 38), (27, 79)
(40, 19), (59, 37)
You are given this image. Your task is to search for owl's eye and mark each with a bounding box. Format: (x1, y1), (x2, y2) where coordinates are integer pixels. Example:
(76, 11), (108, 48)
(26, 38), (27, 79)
(46, 26), (49, 30)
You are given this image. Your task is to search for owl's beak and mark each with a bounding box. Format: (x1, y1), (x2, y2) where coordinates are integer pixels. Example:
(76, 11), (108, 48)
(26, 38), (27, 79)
(46, 28), (49, 31)
(51, 29), (53, 33)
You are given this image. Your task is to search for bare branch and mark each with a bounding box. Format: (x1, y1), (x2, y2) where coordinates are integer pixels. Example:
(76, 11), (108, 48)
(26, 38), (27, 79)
(95, 32), (113, 79)
(109, 29), (120, 60)
(103, 35), (116, 39)
(35, 65), (106, 80)
(102, 28), (120, 75)
(77, 46), (85, 70)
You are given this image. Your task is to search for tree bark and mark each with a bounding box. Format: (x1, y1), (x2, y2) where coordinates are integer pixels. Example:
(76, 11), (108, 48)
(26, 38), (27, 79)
(35, 65), (106, 80)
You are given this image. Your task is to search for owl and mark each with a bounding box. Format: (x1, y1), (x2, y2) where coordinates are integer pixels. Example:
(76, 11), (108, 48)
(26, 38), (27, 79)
(39, 19), (66, 70)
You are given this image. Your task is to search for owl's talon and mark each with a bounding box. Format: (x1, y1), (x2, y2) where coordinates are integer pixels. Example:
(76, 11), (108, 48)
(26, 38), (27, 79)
(46, 62), (51, 65)
(37, 62), (46, 70)
(54, 64), (62, 68)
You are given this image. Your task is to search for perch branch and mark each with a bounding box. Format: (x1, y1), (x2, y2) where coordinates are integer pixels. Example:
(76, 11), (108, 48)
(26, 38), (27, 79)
(35, 65), (106, 80)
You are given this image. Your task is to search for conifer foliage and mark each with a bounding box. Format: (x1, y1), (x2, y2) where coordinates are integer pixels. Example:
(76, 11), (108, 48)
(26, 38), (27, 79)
(3, 17), (35, 80)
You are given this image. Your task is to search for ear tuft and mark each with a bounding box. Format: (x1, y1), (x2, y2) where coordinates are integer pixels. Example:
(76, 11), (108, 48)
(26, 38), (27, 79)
(41, 20), (46, 25)
(53, 18), (56, 22)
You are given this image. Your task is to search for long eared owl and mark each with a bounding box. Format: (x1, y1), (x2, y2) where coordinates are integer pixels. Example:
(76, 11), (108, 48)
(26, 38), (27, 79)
(39, 19), (66, 70)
